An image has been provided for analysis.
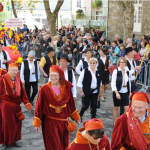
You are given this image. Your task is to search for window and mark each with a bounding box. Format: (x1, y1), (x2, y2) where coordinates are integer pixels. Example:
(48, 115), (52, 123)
(77, 0), (81, 8)
(138, 7), (142, 23)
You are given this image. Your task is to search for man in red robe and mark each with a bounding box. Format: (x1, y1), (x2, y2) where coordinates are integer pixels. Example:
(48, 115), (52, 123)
(111, 92), (150, 150)
(0, 63), (32, 150)
(33, 65), (80, 150)
(66, 118), (111, 150)
(0, 68), (7, 78)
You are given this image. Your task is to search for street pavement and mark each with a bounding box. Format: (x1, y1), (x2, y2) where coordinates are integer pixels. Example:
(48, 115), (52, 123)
(1, 74), (115, 150)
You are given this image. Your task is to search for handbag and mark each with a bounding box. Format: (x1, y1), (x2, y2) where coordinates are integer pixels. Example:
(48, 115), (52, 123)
(108, 65), (117, 76)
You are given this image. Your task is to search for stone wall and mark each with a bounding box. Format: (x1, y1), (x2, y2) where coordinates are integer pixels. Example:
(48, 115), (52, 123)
(107, 1), (150, 43)
(107, 1), (125, 41)
(141, 2), (150, 35)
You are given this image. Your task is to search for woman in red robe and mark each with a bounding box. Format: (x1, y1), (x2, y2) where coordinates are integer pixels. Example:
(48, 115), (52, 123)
(33, 65), (80, 150)
(66, 118), (111, 150)
(0, 63), (31, 150)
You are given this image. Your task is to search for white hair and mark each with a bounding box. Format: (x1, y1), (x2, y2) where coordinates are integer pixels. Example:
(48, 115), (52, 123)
(127, 38), (132, 43)
(28, 51), (35, 57)
(115, 34), (120, 39)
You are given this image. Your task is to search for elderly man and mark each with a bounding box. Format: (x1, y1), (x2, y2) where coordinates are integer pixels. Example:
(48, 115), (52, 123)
(0, 42), (11, 70)
(114, 34), (120, 42)
(20, 51), (40, 105)
(0, 63), (31, 150)
(126, 38), (132, 48)
(111, 92), (150, 150)
(39, 46), (58, 83)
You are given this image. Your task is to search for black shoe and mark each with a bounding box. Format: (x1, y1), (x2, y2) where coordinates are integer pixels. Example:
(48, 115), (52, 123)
(13, 142), (22, 147)
(1, 145), (6, 150)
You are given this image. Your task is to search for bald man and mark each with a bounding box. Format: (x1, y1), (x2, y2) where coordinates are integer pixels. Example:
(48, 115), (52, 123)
(0, 63), (31, 150)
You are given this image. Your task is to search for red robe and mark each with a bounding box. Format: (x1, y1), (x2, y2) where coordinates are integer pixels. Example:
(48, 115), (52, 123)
(0, 73), (30, 145)
(111, 110), (150, 150)
(33, 82), (80, 150)
(0, 68), (7, 78)
(66, 128), (111, 150)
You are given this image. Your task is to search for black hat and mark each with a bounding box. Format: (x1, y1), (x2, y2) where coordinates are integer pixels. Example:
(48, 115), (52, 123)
(59, 54), (70, 62)
(47, 46), (55, 53)
(125, 47), (133, 55)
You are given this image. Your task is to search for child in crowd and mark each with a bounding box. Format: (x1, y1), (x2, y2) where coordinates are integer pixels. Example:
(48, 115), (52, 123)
(116, 43), (125, 57)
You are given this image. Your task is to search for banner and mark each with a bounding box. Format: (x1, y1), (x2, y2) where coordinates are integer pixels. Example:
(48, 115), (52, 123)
(5, 18), (23, 27)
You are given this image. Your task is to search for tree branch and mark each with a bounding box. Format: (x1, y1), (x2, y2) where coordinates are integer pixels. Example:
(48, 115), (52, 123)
(11, 0), (18, 18)
(53, 0), (64, 14)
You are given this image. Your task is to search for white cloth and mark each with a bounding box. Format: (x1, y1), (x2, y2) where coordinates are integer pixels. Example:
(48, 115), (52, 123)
(0, 50), (11, 69)
(111, 67), (133, 93)
(49, 68), (77, 97)
(76, 57), (90, 74)
(20, 59), (40, 83)
(125, 57), (137, 81)
(77, 66), (101, 93)
(101, 56), (106, 64)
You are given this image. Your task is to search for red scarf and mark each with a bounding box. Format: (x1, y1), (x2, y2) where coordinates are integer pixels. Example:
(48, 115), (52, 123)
(127, 107), (148, 150)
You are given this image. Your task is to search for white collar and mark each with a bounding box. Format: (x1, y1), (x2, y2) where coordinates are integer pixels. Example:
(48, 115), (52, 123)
(118, 66), (128, 71)
(27, 58), (35, 62)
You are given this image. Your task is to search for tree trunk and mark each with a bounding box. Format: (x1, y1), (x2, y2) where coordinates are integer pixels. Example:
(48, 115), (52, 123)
(47, 13), (58, 36)
(43, 0), (64, 36)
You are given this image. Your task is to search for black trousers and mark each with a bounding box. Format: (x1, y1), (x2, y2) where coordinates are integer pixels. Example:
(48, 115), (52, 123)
(79, 93), (98, 119)
(25, 82), (38, 103)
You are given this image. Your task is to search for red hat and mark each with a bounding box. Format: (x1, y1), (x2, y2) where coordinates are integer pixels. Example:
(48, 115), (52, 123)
(83, 118), (104, 131)
(130, 92), (149, 104)
(9, 63), (18, 68)
(49, 65), (73, 88)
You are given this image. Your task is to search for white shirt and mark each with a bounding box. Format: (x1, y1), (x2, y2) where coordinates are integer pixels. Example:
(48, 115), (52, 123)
(76, 57), (90, 74)
(82, 45), (87, 59)
(101, 56), (106, 64)
(111, 67), (133, 93)
(77, 66), (101, 93)
(49, 68), (77, 98)
(20, 59), (40, 83)
(125, 57), (137, 81)
(0, 50), (11, 69)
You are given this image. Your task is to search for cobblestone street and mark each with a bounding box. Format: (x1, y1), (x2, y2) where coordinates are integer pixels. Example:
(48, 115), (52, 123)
(1, 74), (115, 150)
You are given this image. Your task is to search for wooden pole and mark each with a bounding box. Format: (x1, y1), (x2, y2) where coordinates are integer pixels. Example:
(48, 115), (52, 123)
(134, 44), (150, 82)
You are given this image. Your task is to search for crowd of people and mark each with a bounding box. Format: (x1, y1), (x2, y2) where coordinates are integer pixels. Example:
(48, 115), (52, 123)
(0, 23), (150, 150)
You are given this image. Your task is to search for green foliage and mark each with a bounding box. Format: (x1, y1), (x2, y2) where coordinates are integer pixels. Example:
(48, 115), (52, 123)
(92, 0), (102, 10)
(1, 0), (41, 14)
(76, 9), (84, 20)
(0, 2), (12, 27)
